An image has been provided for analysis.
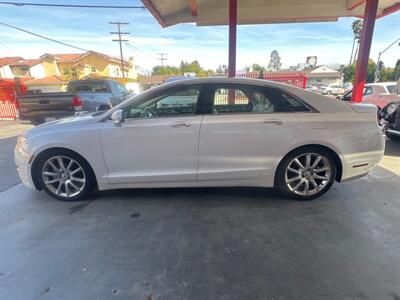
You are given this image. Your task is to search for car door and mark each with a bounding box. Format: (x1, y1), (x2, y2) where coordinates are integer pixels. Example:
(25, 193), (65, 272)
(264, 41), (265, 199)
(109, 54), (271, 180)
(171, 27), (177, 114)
(101, 84), (203, 184)
(198, 84), (308, 181)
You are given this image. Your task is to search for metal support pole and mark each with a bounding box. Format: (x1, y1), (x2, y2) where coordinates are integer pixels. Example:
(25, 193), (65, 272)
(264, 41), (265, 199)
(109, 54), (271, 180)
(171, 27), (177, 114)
(351, 0), (379, 102)
(374, 38), (400, 82)
(228, 0), (237, 78)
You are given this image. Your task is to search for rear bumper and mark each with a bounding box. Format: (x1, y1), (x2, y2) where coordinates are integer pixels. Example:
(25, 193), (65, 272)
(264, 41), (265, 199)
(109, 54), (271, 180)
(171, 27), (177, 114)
(341, 149), (384, 181)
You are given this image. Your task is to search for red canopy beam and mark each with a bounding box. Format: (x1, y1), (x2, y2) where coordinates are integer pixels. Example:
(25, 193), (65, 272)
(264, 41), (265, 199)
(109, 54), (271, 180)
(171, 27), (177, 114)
(347, 0), (365, 10)
(228, 0), (237, 78)
(351, 0), (378, 102)
(188, 0), (198, 17)
(378, 2), (400, 19)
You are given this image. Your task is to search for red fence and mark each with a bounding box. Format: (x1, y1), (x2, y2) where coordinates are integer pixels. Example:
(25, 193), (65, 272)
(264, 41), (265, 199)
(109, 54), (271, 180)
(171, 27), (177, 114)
(233, 72), (307, 89)
(0, 79), (26, 120)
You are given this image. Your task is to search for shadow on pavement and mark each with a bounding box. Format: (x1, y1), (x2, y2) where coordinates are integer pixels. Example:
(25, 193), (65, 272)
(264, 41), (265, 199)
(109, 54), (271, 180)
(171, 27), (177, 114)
(384, 138), (400, 156)
(0, 135), (19, 192)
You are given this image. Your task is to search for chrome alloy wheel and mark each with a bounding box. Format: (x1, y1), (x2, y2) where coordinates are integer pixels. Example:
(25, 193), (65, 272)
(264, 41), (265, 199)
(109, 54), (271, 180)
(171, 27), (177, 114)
(41, 156), (86, 198)
(285, 153), (332, 197)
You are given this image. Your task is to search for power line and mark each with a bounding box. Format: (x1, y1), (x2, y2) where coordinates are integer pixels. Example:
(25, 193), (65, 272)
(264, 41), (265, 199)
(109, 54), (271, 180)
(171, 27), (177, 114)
(0, 21), (89, 52)
(125, 42), (157, 60)
(157, 53), (168, 67)
(0, 1), (146, 9)
(110, 22), (129, 78)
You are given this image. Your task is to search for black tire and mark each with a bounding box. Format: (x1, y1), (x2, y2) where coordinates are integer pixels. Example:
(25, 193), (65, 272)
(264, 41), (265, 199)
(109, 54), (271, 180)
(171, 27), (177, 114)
(386, 132), (400, 141)
(34, 149), (96, 201)
(275, 147), (336, 200)
(31, 118), (44, 126)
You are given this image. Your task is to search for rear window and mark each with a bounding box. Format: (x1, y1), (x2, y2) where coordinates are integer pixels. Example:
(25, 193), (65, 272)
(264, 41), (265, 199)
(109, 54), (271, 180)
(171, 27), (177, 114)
(387, 85), (398, 95)
(69, 82), (109, 93)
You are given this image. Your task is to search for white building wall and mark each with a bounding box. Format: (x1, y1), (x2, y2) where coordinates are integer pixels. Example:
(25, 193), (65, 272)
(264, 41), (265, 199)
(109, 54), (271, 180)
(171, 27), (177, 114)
(29, 64), (46, 78)
(0, 65), (14, 78)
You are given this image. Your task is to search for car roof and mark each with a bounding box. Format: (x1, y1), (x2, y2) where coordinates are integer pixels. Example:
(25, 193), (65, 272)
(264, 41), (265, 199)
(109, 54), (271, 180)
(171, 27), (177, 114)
(159, 77), (298, 90)
(366, 82), (397, 87)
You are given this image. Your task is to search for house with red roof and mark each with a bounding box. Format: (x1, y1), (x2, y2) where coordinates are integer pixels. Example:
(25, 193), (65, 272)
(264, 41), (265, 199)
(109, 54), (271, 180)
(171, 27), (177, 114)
(0, 57), (23, 78)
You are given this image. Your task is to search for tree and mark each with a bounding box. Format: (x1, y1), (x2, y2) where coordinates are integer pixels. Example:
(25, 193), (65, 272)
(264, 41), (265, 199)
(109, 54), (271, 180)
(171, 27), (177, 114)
(216, 64), (228, 74)
(179, 60), (202, 74)
(152, 65), (179, 75)
(267, 50), (282, 72)
(62, 68), (81, 81)
(342, 59), (377, 83)
(258, 68), (265, 79)
(350, 20), (363, 64)
(343, 64), (355, 83)
(251, 63), (265, 72)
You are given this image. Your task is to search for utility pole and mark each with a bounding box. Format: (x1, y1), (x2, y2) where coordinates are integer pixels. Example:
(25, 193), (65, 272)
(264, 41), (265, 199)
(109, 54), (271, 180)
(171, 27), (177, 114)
(110, 21), (129, 78)
(157, 53), (168, 67)
(374, 38), (400, 82)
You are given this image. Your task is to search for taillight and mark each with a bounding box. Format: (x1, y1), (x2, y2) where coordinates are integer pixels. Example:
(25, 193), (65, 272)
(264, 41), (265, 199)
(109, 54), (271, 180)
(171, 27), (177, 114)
(71, 96), (83, 111)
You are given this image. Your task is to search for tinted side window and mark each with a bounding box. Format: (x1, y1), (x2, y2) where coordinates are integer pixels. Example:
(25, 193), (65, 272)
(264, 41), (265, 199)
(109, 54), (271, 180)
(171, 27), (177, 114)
(364, 87), (373, 95)
(210, 85), (310, 114)
(211, 85), (274, 114)
(69, 82), (109, 93)
(125, 86), (200, 119)
(117, 83), (128, 95)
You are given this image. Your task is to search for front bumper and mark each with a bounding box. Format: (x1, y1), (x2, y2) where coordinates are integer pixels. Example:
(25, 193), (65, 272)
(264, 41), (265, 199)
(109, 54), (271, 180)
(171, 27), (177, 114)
(14, 137), (35, 189)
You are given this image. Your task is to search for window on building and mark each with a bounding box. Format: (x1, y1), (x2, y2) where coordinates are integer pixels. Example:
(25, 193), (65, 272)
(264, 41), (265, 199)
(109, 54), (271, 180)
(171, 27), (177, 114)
(90, 66), (96, 73)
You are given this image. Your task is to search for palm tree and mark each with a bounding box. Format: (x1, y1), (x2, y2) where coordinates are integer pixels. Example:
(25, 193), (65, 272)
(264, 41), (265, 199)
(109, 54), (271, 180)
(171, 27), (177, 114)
(350, 20), (363, 64)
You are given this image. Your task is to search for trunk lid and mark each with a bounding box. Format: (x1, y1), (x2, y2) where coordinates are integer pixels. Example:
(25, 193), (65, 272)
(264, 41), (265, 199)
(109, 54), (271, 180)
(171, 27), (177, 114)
(349, 103), (378, 113)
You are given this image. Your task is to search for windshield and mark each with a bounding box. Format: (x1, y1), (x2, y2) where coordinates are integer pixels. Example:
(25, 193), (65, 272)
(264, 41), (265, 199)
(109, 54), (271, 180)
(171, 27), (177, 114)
(387, 85), (398, 95)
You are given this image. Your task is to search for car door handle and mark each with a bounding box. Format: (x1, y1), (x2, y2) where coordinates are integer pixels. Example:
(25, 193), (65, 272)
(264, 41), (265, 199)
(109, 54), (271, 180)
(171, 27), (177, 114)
(263, 119), (284, 125)
(170, 121), (192, 128)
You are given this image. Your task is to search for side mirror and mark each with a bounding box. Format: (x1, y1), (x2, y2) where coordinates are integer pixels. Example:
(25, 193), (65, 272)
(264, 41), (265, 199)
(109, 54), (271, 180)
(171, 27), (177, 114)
(111, 109), (124, 126)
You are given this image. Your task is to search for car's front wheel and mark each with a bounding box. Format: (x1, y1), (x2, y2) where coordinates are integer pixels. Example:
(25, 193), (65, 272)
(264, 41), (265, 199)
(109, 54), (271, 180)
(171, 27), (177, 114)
(35, 149), (95, 201)
(276, 148), (336, 200)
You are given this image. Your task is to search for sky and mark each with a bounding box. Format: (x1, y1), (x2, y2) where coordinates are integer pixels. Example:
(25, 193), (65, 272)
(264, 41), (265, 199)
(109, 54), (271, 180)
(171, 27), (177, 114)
(0, 0), (399, 73)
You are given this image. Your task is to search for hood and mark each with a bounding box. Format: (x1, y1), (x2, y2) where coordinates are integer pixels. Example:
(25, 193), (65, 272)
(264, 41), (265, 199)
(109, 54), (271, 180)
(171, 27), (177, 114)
(24, 112), (105, 138)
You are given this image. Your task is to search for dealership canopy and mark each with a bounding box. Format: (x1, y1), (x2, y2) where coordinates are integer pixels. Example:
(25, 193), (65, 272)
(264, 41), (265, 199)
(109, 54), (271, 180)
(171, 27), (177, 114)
(142, 0), (400, 102)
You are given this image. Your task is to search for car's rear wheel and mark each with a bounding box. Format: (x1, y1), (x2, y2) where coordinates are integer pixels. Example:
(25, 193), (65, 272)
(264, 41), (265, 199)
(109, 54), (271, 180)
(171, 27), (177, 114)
(35, 150), (95, 201)
(276, 148), (336, 200)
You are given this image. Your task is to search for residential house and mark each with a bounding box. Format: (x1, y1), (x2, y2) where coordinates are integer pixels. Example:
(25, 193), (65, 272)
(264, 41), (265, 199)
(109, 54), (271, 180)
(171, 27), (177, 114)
(0, 57), (23, 78)
(9, 59), (46, 78)
(40, 51), (136, 80)
(305, 65), (341, 87)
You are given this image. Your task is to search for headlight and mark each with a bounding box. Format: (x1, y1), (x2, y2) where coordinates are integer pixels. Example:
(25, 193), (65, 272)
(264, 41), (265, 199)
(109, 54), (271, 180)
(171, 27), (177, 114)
(17, 136), (26, 147)
(387, 104), (398, 115)
(16, 136), (27, 154)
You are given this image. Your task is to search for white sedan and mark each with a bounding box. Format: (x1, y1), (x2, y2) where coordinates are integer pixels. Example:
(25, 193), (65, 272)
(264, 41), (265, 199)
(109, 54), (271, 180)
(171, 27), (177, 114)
(15, 78), (384, 201)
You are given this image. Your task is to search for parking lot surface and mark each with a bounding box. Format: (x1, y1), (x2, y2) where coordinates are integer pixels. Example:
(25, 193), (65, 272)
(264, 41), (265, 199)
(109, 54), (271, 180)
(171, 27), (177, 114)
(0, 122), (399, 299)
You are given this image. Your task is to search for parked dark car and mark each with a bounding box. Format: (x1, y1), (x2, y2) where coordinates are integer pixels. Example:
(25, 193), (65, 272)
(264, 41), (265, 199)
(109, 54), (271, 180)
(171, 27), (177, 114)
(18, 79), (131, 125)
(379, 101), (400, 141)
